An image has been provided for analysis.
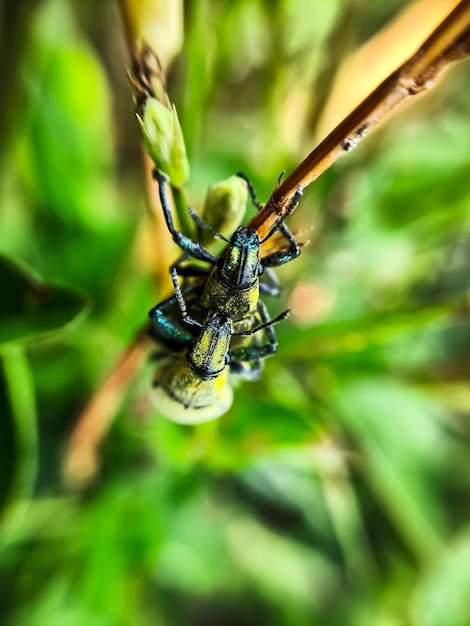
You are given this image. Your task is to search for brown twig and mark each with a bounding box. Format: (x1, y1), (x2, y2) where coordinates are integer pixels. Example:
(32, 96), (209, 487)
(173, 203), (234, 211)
(249, 0), (470, 239)
(63, 327), (152, 487)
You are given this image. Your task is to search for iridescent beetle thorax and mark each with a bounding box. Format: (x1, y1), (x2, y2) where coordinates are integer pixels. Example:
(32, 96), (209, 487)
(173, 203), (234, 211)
(199, 227), (260, 320)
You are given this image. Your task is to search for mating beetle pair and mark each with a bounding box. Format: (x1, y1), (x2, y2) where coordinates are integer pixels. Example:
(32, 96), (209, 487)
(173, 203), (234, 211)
(149, 169), (302, 423)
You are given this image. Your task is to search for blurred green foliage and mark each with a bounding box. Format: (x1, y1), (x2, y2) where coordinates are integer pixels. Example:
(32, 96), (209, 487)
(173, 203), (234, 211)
(1, 1), (470, 625)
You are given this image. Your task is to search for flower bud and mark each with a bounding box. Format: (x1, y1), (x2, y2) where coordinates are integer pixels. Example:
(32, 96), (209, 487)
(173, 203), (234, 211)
(137, 98), (189, 187)
(129, 44), (190, 187)
(201, 176), (248, 241)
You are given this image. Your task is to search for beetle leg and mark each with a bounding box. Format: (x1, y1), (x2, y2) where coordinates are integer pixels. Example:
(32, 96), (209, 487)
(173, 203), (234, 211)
(153, 169), (217, 264)
(170, 268), (202, 328)
(148, 291), (195, 347)
(261, 187), (302, 268)
(259, 267), (281, 297)
(229, 359), (262, 381)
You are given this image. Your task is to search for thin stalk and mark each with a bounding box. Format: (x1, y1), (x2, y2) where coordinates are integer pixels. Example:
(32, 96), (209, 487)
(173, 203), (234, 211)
(249, 0), (470, 239)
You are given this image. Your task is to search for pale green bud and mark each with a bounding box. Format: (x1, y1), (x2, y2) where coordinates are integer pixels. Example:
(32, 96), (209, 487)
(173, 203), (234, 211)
(201, 176), (248, 242)
(137, 98), (189, 187)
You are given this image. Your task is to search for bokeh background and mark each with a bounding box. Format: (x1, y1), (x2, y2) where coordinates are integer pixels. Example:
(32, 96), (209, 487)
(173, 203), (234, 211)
(1, 1), (470, 624)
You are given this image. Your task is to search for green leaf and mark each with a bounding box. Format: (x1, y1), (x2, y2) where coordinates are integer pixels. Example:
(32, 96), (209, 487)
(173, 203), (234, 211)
(412, 531), (470, 626)
(283, 301), (454, 359)
(331, 377), (446, 562)
(0, 362), (17, 517)
(0, 346), (37, 537)
(0, 255), (89, 346)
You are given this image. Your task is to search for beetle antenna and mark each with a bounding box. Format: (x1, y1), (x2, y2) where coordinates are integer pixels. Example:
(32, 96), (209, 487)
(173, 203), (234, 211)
(187, 207), (229, 242)
(233, 309), (290, 337)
